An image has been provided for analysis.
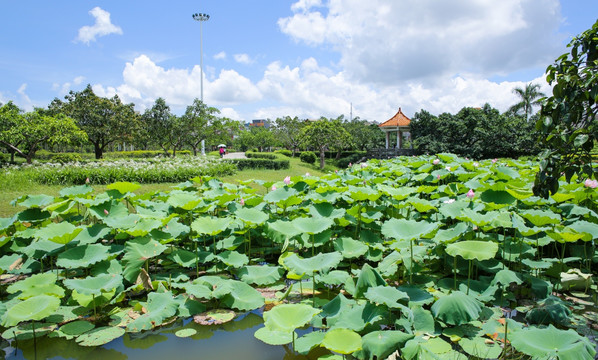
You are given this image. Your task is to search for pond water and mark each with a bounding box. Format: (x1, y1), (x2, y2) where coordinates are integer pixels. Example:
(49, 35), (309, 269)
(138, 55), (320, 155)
(3, 311), (326, 360)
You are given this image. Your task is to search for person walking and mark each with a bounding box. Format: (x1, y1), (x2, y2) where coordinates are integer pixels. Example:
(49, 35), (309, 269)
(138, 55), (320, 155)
(219, 147), (225, 158)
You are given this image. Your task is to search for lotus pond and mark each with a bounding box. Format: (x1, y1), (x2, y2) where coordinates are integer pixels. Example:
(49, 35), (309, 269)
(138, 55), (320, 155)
(0, 153), (597, 360)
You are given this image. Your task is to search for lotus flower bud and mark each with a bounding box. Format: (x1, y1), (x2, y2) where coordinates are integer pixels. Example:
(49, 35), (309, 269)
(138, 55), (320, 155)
(466, 189), (475, 199)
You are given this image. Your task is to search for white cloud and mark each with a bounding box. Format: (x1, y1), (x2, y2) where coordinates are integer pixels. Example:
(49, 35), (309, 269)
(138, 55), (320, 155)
(234, 53), (253, 65)
(76, 7), (123, 45)
(17, 83), (33, 111)
(219, 107), (242, 120)
(214, 51), (227, 60)
(53, 76), (87, 95)
(279, 0), (563, 84)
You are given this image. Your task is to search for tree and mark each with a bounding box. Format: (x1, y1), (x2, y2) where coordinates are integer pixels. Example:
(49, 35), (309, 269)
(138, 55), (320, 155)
(0, 101), (23, 162)
(508, 83), (545, 121)
(182, 98), (221, 156)
(0, 106), (86, 163)
(343, 117), (385, 151)
(274, 116), (305, 156)
(534, 19), (598, 198)
(301, 117), (352, 169)
(50, 85), (138, 159)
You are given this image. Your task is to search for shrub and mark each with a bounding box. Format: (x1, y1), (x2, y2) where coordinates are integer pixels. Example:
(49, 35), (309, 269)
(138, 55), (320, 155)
(51, 153), (83, 164)
(275, 149), (292, 157)
(105, 150), (192, 159)
(246, 152), (278, 160)
(336, 153), (365, 168)
(227, 158), (290, 170)
(300, 151), (317, 164)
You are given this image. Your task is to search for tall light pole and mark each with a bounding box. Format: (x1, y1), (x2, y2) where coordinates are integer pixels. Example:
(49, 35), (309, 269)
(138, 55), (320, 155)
(193, 12), (209, 155)
(192, 12), (210, 102)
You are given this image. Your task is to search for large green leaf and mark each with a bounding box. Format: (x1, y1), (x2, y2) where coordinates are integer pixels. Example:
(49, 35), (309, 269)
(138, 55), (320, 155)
(445, 240), (498, 261)
(126, 292), (179, 332)
(56, 244), (114, 269)
(235, 207), (268, 226)
(3, 295), (61, 326)
(63, 274), (123, 296)
(281, 252), (343, 276)
(333, 237), (368, 259)
(354, 263), (386, 298)
(236, 265), (283, 286)
(253, 327), (293, 345)
(217, 280), (265, 311)
(106, 181), (140, 195)
(72, 224), (111, 245)
(520, 209), (560, 226)
(510, 325), (596, 360)
(292, 216), (334, 235)
(263, 187), (298, 203)
(16, 194), (55, 208)
(381, 218), (440, 241)
(191, 217), (232, 236)
(431, 291), (482, 325)
(356, 330), (414, 360)
(322, 328), (362, 355)
(76, 326), (125, 346)
(59, 184), (93, 198)
(7, 273), (65, 299)
(122, 236), (167, 283)
(216, 250), (249, 268)
(262, 303), (321, 332)
(35, 222), (83, 245)
(364, 286), (409, 308)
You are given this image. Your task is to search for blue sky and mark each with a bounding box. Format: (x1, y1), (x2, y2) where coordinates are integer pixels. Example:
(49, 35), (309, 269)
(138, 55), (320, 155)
(1, 1), (597, 122)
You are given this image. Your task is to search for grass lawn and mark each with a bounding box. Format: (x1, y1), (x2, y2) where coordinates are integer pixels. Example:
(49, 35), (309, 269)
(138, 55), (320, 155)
(0, 156), (338, 217)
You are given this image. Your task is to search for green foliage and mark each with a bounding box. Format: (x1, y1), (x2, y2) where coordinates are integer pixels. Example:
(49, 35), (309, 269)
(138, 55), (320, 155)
(299, 151), (317, 164)
(51, 153), (83, 164)
(301, 117), (353, 169)
(275, 149), (292, 157)
(508, 83), (545, 120)
(227, 158), (289, 170)
(274, 116), (306, 155)
(246, 152), (278, 160)
(535, 19), (598, 198)
(411, 104), (541, 159)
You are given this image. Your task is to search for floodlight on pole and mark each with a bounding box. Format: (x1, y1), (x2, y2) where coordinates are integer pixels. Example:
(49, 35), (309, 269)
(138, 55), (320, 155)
(192, 12), (210, 102)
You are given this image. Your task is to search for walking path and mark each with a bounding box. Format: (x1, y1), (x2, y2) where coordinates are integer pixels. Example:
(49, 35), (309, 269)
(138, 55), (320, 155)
(222, 152), (246, 159)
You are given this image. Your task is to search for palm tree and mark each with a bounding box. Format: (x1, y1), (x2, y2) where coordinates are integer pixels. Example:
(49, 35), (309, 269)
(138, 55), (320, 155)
(508, 83), (545, 121)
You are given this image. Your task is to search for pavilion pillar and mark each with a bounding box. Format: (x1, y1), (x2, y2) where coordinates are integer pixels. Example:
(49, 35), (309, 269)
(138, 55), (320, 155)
(398, 130), (403, 149)
(385, 132), (390, 149)
(396, 130), (401, 149)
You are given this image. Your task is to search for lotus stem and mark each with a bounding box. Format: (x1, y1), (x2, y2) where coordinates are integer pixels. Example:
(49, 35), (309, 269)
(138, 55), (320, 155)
(355, 202), (362, 239)
(195, 241), (199, 278)
(248, 231), (252, 264)
(467, 260), (472, 295)
(312, 271), (316, 307)
(409, 239), (413, 284)
(453, 256), (457, 290)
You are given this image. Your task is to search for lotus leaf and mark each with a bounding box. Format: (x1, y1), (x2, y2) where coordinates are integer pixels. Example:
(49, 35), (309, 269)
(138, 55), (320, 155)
(7, 272), (65, 299)
(364, 286), (409, 308)
(63, 273), (123, 296)
(193, 309), (236, 325)
(16, 194), (55, 208)
(175, 328), (197, 338)
(433, 222), (469, 244)
(445, 240), (498, 261)
(492, 269), (523, 286)
(218, 280), (265, 311)
(216, 250), (249, 268)
(35, 222), (83, 244)
(567, 220), (598, 241)
(322, 328), (362, 355)
(166, 191), (204, 210)
(480, 189), (516, 205)
(124, 217), (165, 237)
(3, 295), (61, 327)
(330, 302), (386, 332)
(122, 236), (167, 283)
(295, 331), (326, 354)
(235, 207), (268, 225)
(381, 218), (440, 241)
(510, 325), (596, 360)
(168, 248), (197, 268)
(459, 337), (502, 359)
(333, 237), (368, 259)
(72, 224), (111, 245)
(191, 216), (232, 236)
(267, 220), (301, 239)
(282, 252), (343, 276)
(317, 270), (350, 286)
(397, 285), (434, 306)
(254, 327), (293, 345)
(525, 296), (571, 326)
(236, 265), (283, 285)
(56, 243), (114, 268)
(181, 283), (213, 299)
(308, 203), (345, 219)
(520, 209), (560, 226)
(126, 291), (179, 332)
(54, 320), (95, 340)
(17, 208), (51, 223)
(264, 186), (297, 203)
(354, 263), (386, 298)
(356, 330), (413, 360)
(412, 306), (435, 335)
(292, 216), (334, 235)
(431, 291), (482, 325)
(262, 304), (321, 332)
(59, 184), (93, 198)
(76, 326), (125, 347)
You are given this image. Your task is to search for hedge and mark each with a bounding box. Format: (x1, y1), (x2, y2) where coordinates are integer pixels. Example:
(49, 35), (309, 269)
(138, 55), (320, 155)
(245, 152), (279, 160)
(226, 158), (290, 170)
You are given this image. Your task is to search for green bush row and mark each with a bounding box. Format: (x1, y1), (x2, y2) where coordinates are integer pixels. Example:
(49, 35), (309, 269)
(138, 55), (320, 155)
(245, 152), (279, 160)
(226, 158), (290, 170)
(300, 151), (317, 164)
(27, 150), (193, 161)
(274, 149), (292, 157)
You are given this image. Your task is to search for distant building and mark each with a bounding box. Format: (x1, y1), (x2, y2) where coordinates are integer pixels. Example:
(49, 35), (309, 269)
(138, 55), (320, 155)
(245, 119), (271, 129)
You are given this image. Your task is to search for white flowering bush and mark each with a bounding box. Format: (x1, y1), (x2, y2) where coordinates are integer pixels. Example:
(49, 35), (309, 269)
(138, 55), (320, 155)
(4, 155), (236, 185)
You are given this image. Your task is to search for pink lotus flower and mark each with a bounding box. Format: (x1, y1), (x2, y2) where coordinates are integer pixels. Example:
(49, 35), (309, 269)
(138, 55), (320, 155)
(271, 185), (277, 191)
(584, 179), (598, 188)
(104, 209), (109, 215)
(466, 189), (475, 199)
(240, 198), (245, 206)
(437, 175), (441, 180)
(492, 158), (497, 164)
(283, 176), (291, 185)
(445, 166), (451, 171)
(473, 162), (479, 167)
(85, 177), (90, 184)
(348, 163), (352, 167)
(305, 172), (310, 176)
(433, 159), (440, 165)
(361, 163), (367, 168)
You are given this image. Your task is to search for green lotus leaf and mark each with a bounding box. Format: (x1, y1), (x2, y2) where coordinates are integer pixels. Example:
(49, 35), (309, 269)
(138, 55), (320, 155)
(175, 328), (197, 338)
(235, 207), (268, 226)
(254, 327), (294, 345)
(355, 263), (386, 298)
(72, 224), (111, 245)
(218, 280), (265, 311)
(236, 265), (283, 286)
(480, 189), (516, 205)
(377, 250), (402, 277)
(2, 322), (56, 341)
(191, 216), (232, 236)
(357, 330), (414, 360)
(181, 283), (213, 300)
(124, 217), (165, 237)
(54, 320), (95, 339)
(520, 209), (560, 226)
(106, 181), (140, 194)
(412, 306), (435, 335)
(333, 237), (368, 259)
(445, 240), (498, 261)
(281, 252), (343, 276)
(378, 185), (417, 200)
(512, 214), (545, 236)
(7, 272), (65, 299)
(193, 309), (235, 325)
(59, 184), (93, 198)
(292, 216), (334, 235)
(16, 194), (55, 208)
(381, 218), (440, 241)
(459, 336), (502, 359)
(295, 331), (325, 354)
(216, 250), (249, 268)
(525, 296), (571, 326)
(264, 186), (298, 203)
(3, 295), (61, 327)
(407, 197), (437, 212)
(567, 220), (598, 241)
(166, 191), (204, 210)
(56, 244), (113, 269)
(316, 270), (351, 286)
(434, 222), (470, 244)
(0, 216), (16, 232)
(547, 226), (587, 243)
(494, 166), (520, 180)
(439, 199), (469, 219)
(263, 303), (321, 332)
(89, 200), (129, 222)
(364, 286), (409, 308)
(126, 291), (179, 332)
(510, 325), (596, 360)
(397, 285), (434, 306)
(76, 326), (125, 347)
(431, 291), (482, 325)
(521, 258), (554, 269)
(63, 273), (123, 296)
(17, 208), (51, 223)
(492, 269), (523, 286)
(267, 220), (301, 239)
(168, 248), (197, 268)
(122, 236), (167, 283)
(348, 186), (381, 202)
(322, 328), (362, 355)
(308, 203), (345, 219)
(35, 222), (83, 244)
(457, 209), (497, 226)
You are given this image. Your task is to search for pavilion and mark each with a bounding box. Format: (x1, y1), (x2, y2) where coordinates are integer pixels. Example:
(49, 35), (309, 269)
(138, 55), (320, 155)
(378, 107), (411, 149)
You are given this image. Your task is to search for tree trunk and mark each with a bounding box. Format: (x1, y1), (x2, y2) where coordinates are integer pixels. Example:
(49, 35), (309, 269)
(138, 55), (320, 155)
(319, 149), (325, 169)
(94, 143), (103, 159)
(335, 149), (342, 160)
